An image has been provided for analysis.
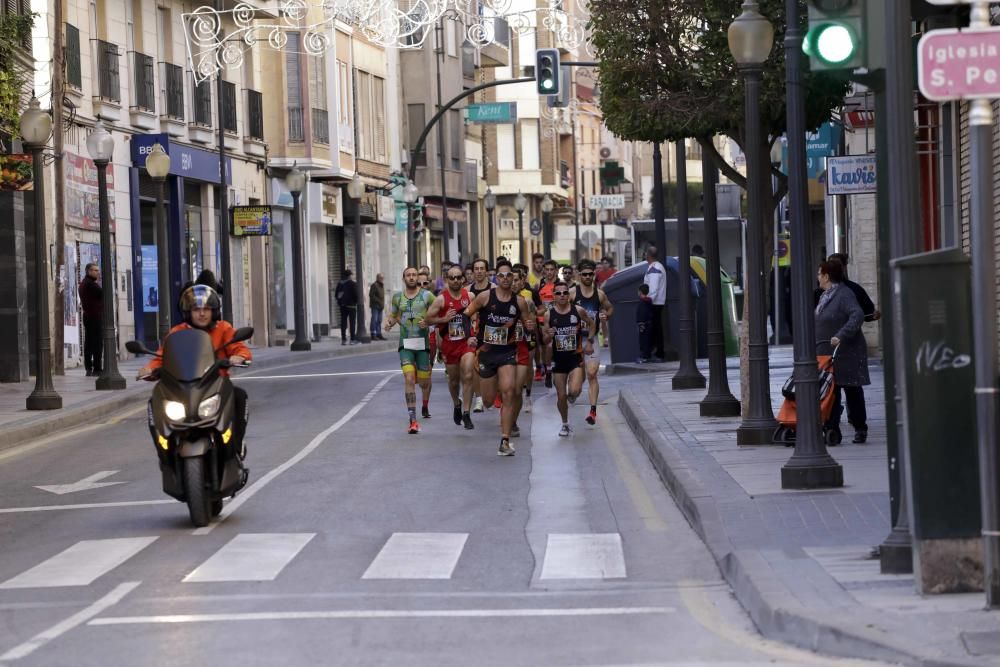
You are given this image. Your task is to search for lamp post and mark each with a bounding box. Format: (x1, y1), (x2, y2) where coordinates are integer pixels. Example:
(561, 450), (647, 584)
(348, 173), (370, 343)
(145, 143), (171, 344)
(541, 194), (554, 260)
(673, 140), (706, 390)
(87, 121), (126, 390)
(403, 179), (419, 265)
(514, 191), (527, 265)
(484, 188), (497, 266)
(728, 0), (777, 445)
(779, 0), (843, 485)
(21, 98), (61, 409)
(286, 165), (310, 351)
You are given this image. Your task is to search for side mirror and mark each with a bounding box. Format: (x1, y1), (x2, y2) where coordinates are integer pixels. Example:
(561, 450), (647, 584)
(125, 340), (156, 356)
(230, 327), (254, 345)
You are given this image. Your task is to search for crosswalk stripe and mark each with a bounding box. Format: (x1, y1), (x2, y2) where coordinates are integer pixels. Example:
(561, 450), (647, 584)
(539, 533), (627, 580)
(362, 533), (468, 579)
(0, 537), (158, 589)
(183, 533), (316, 583)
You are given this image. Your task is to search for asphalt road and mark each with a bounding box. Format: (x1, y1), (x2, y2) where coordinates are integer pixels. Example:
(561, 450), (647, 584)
(0, 349), (888, 666)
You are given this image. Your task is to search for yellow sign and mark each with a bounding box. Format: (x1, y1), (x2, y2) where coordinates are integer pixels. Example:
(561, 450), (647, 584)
(774, 235), (791, 267)
(231, 205), (272, 237)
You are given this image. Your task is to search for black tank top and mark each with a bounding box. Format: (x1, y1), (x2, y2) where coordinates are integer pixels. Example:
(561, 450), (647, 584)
(549, 307), (583, 355)
(574, 285), (601, 322)
(480, 290), (519, 351)
(470, 282), (493, 298)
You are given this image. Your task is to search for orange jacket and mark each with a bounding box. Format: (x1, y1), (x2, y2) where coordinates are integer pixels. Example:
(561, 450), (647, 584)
(147, 321), (252, 376)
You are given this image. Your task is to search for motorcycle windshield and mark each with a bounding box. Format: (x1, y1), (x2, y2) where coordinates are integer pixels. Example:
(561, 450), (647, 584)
(162, 329), (217, 382)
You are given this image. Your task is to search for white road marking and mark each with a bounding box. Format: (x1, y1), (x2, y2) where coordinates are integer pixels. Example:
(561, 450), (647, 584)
(0, 500), (173, 514)
(362, 533), (469, 580)
(88, 605), (675, 626)
(539, 533), (627, 580)
(239, 368), (445, 380)
(34, 470), (126, 495)
(192, 374), (394, 535)
(183, 533), (315, 583)
(0, 538), (157, 589)
(0, 581), (141, 661)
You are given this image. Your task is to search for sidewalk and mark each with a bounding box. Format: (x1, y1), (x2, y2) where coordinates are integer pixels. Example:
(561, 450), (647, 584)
(618, 346), (999, 666)
(0, 338), (397, 453)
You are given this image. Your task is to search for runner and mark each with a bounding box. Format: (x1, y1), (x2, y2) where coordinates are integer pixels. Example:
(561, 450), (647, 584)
(425, 265), (476, 430)
(465, 260), (535, 456)
(418, 270), (440, 373)
(463, 258), (494, 413)
(542, 280), (595, 437)
(573, 259), (614, 425)
(532, 259), (559, 386)
(385, 267), (436, 434)
(511, 266), (537, 429)
(528, 252), (545, 289)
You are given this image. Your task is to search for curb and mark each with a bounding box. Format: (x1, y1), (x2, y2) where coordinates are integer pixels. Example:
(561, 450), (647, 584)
(0, 341), (397, 454)
(617, 387), (979, 667)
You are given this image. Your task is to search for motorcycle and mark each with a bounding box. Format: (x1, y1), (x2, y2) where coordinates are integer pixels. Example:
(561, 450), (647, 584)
(126, 326), (253, 527)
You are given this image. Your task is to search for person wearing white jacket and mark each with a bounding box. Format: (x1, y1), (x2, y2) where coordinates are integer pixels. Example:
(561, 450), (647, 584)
(643, 246), (667, 360)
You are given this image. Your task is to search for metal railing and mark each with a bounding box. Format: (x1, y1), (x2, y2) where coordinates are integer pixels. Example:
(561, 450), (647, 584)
(161, 63), (184, 119)
(133, 51), (155, 111)
(311, 108), (329, 144)
(222, 81), (237, 133)
(65, 24), (82, 89)
(193, 78), (212, 126)
(246, 89), (264, 140)
(288, 106), (304, 142)
(95, 40), (121, 102)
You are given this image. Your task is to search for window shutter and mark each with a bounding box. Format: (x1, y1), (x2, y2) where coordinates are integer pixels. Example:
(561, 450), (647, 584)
(65, 24), (82, 88)
(374, 76), (386, 163)
(286, 33), (301, 108)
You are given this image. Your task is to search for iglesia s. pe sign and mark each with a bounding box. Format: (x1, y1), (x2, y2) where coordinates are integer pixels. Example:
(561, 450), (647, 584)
(826, 155), (877, 196)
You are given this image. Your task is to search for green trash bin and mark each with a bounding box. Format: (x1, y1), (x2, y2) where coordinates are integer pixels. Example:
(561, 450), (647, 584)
(721, 271), (739, 357)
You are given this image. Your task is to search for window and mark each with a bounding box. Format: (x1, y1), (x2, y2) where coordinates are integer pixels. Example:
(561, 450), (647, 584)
(2, 0), (30, 47)
(286, 33), (304, 141)
(356, 69), (371, 159)
(246, 89), (263, 140)
(96, 40), (121, 102)
(133, 52), (155, 111)
(521, 120), (539, 170)
(446, 19), (457, 57)
(222, 80), (237, 133)
(685, 138), (702, 160)
(408, 103), (426, 166)
(450, 109), (461, 170)
(310, 53), (329, 144)
(162, 63), (184, 119)
(65, 24), (82, 89)
(193, 77), (212, 125)
(337, 60), (351, 126)
(373, 76), (386, 162)
(497, 125), (515, 170)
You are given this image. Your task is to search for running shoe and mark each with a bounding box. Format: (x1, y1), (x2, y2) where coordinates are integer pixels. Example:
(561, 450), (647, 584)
(534, 367), (543, 382)
(462, 413), (475, 430)
(498, 438), (515, 456)
(422, 406), (432, 419)
(408, 420), (420, 435)
(453, 404), (463, 425)
(558, 424), (571, 437)
(493, 395), (502, 409)
(586, 409), (597, 425)
(544, 368), (553, 388)
(511, 425), (521, 438)
(568, 393), (577, 405)
(473, 397), (484, 413)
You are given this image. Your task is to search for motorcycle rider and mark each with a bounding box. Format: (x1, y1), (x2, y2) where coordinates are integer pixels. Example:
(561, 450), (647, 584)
(138, 284), (251, 462)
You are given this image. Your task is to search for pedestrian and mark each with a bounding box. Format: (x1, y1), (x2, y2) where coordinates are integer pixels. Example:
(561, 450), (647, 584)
(79, 263), (103, 376)
(464, 264), (474, 286)
(595, 256), (616, 287)
(815, 259), (870, 444)
(636, 283), (654, 363)
(335, 269), (359, 345)
(434, 261), (452, 294)
(691, 244), (705, 258)
(643, 246), (667, 360)
(385, 267), (436, 434)
(369, 273), (386, 340)
(195, 269), (224, 296)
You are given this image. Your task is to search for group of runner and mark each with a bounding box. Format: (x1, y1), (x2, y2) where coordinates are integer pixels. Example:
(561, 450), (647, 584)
(384, 255), (614, 457)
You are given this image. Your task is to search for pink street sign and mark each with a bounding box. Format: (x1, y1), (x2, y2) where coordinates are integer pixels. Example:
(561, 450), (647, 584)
(918, 28), (1000, 101)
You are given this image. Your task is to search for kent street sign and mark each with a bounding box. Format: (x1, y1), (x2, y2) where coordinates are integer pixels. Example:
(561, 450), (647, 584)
(466, 102), (517, 124)
(918, 28), (1000, 101)
(587, 194), (625, 210)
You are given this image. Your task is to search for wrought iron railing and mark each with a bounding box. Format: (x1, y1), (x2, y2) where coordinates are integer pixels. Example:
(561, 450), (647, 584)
(246, 89), (264, 140)
(162, 63), (184, 119)
(133, 51), (155, 111)
(312, 108), (329, 144)
(95, 39), (121, 102)
(288, 106), (304, 142)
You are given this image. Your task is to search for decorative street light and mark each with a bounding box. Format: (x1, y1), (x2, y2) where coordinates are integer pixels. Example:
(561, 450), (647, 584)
(20, 97), (61, 409)
(347, 173), (370, 343)
(484, 188), (497, 267)
(145, 143), (172, 344)
(86, 121), (126, 390)
(541, 194), (554, 260)
(403, 179), (419, 265)
(514, 191), (528, 265)
(728, 0), (777, 444)
(285, 164), (310, 351)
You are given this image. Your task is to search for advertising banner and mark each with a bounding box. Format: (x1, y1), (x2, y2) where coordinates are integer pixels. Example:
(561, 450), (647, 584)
(826, 155), (877, 195)
(66, 151), (116, 231)
(231, 205), (273, 236)
(141, 246), (159, 313)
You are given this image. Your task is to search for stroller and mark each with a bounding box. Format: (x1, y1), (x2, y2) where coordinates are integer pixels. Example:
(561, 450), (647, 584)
(773, 345), (841, 446)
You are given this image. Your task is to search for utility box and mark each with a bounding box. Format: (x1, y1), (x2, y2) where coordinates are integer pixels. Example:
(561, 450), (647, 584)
(892, 248), (981, 594)
(603, 263), (648, 364)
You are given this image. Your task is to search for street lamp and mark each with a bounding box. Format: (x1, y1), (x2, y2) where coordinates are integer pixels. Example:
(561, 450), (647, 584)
(514, 191), (527, 265)
(286, 164), (310, 351)
(145, 143), (171, 344)
(541, 194), (554, 260)
(347, 173), (370, 343)
(86, 121), (126, 390)
(20, 97), (61, 409)
(484, 188), (497, 266)
(728, 0), (777, 444)
(403, 179), (419, 265)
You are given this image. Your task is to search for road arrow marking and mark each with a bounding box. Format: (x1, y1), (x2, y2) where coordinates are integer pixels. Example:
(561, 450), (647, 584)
(35, 471), (126, 495)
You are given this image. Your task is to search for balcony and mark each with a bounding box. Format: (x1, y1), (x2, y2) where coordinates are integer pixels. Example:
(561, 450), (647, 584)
(311, 108), (329, 145)
(189, 78), (213, 144)
(288, 106), (304, 142)
(244, 89), (265, 157)
(159, 63), (185, 136)
(93, 39), (121, 120)
(478, 17), (510, 68)
(129, 51), (157, 130)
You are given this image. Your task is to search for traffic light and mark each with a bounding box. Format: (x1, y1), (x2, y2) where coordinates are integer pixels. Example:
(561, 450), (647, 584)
(535, 48), (560, 96)
(803, 0), (866, 71)
(413, 197), (425, 240)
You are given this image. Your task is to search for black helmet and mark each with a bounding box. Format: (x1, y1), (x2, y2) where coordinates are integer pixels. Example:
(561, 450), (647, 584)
(178, 284), (221, 325)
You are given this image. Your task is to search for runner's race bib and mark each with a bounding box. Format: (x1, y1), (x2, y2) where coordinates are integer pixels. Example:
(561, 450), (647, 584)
(555, 334), (577, 352)
(513, 321), (525, 342)
(403, 337), (426, 351)
(447, 318), (465, 341)
(482, 325), (509, 346)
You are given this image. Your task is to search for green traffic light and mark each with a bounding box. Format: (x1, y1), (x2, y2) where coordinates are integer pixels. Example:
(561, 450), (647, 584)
(541, 79), (554, 90)
(811, 22), (857, 64)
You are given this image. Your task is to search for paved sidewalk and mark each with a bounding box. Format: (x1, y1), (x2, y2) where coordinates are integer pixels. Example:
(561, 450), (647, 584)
(618, 346), (999, 666)
(0, 338), (397, 453)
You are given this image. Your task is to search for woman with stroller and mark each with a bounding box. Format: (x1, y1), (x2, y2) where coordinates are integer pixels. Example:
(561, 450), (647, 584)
(815, 258), (870, 444)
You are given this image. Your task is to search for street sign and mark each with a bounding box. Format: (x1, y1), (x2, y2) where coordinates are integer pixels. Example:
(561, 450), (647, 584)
(917, 28), (1000, 101)
(466, 102), (517, 124)
(587, 194), (625, 210)
(826, 155), (877, 195)
(529, 218), (542, 236)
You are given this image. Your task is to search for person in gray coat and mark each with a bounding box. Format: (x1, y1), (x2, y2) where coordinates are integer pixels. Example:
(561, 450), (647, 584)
(815, 259), (870, 443)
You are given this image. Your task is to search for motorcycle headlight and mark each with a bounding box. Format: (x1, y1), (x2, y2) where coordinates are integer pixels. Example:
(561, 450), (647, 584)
(164, 400), (186, 421)
(198, 394), (221, 418)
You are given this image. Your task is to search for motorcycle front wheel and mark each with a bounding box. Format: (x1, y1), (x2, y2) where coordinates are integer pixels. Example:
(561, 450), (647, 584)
(183, 456), (212, 527)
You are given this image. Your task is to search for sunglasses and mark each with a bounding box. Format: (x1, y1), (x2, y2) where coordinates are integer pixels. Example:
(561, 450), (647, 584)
(496, 272), (513, 278)
(580, 272), (595, 277)
(553, 290), (569, 296)
(448, 275), (464, 280)
(419, 281), (430, 286)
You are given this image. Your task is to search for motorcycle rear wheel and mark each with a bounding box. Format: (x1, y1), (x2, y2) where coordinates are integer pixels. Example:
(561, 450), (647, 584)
(183, 456), (211, 527)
